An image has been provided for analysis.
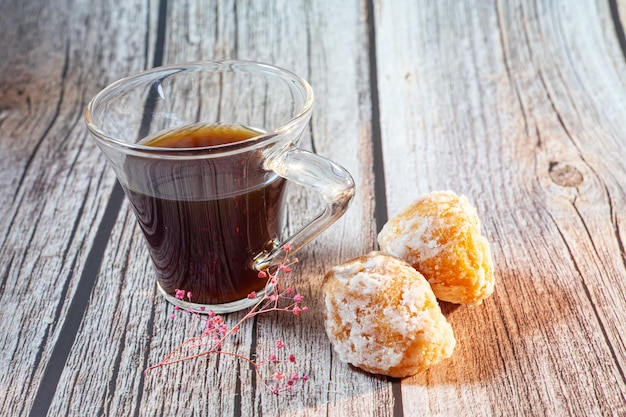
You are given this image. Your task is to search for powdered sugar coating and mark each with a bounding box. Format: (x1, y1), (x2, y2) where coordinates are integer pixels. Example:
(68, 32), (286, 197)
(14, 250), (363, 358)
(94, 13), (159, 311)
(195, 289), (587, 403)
(378, 190), (495, 305)
(322, 252), (456, 377)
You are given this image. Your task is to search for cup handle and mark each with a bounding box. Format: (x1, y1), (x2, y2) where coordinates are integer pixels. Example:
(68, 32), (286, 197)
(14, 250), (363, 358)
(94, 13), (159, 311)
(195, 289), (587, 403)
(254, 145), (355, 270)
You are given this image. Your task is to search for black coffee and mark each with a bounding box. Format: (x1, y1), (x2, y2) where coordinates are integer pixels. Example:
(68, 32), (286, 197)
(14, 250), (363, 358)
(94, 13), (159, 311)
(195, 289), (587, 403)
(124, 124), (286, 305)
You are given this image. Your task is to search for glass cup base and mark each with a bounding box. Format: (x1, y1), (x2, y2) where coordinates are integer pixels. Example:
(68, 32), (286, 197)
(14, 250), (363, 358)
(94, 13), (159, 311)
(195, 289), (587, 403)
(156, 282), (273, 314)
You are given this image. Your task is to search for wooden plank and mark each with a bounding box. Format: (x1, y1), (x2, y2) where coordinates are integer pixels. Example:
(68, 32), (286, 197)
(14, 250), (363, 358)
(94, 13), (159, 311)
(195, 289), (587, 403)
(374, 0), (626, 415)
(5, 0), (626, 415)
(0, 0), (156, 415)
(147, 1), (384, 415)
(41, 0), (384, 416)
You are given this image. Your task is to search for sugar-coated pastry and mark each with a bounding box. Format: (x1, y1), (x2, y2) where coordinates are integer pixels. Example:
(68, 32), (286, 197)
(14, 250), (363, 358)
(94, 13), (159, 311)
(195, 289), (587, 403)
(322, 252), (456, 378)
(378, 190), (494, 305)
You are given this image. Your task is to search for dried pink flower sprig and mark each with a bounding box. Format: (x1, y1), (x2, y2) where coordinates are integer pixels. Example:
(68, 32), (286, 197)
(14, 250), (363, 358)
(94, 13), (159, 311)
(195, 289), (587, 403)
(148, 246), (310, 394)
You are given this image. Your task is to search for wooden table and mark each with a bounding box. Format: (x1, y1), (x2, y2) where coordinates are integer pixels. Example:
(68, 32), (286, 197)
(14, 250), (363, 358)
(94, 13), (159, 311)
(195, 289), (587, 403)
(3, 0), (626, 415)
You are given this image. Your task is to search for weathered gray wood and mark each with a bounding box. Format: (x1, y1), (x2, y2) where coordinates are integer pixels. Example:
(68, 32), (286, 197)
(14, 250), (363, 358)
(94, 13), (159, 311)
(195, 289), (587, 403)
(39, 0), (383, 416)
(3, 0), (626, 415)
(0, 0), (155, 415)
(140, 1), (383, 416)
(375, 0), (626, 415)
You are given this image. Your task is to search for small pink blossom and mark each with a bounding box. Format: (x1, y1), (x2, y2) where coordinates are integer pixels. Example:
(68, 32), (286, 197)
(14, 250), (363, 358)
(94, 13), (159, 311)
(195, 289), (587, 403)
(149, 248), (310, 394)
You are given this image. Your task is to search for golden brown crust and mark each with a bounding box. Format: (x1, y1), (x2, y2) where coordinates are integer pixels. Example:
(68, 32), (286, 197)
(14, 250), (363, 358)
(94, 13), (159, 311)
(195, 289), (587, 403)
(322, 252), (456, 378)
(378, 191), (495, 305)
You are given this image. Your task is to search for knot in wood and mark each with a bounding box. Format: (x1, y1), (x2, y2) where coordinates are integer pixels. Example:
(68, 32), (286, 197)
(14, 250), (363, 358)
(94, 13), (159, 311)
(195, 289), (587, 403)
(548, 162), (583, 187)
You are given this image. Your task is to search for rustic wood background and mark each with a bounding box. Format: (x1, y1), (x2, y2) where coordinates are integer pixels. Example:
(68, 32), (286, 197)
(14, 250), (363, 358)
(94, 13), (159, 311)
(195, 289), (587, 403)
(2, 0), (626, 415)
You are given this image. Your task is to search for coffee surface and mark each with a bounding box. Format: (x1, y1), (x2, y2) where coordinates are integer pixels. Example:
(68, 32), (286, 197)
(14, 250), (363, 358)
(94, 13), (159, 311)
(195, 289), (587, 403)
(142, 123), (261, 148)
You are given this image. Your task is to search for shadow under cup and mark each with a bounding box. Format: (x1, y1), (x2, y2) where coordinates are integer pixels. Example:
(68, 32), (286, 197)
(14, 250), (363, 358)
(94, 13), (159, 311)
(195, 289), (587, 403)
(85, 61), (355, 313)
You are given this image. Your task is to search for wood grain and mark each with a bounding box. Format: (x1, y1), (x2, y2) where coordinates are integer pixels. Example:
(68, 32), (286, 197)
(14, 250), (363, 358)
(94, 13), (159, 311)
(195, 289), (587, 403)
(375, 0), (626, 414)
(138, 1), (384, 415)
(2, 0), (626, 415)
(21, 0), (383, 416)
(0, 0), (154, 415)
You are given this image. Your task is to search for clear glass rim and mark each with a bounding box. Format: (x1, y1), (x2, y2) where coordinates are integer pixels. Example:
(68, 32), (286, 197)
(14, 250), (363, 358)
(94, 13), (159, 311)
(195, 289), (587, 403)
(84, 60), (314, 158)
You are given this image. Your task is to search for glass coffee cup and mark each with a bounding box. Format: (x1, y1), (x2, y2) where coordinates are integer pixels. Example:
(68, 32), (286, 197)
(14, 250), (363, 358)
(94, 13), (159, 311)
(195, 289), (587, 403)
(85, 61), (355, 313)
